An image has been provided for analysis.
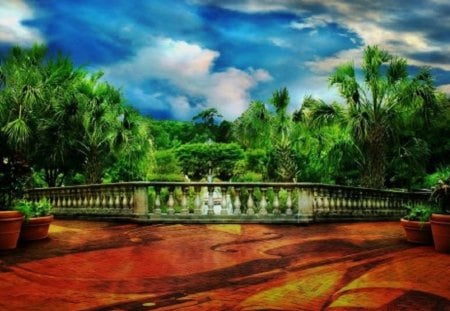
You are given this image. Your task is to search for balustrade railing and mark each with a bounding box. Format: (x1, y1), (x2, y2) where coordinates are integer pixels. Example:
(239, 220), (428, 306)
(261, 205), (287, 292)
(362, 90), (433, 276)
(25, 182), (430, 223)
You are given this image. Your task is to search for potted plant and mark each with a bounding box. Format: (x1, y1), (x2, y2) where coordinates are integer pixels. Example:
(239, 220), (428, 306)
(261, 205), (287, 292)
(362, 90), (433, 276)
(400, 204), (436, 244)
(430, 177), (450, 253)
(0, 210), (24, 250)
(14, 198), (54, 241)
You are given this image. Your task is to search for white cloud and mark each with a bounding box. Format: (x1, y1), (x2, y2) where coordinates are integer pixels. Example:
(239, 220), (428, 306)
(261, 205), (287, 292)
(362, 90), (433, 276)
(105, 37), (272, 119)
(269, 37), (291, 48)
(290, 15), (331, 30)
(437, 84), (450, 94)
(192, 0), (291, 13)
(195, 0), (450, 71)
(167, 95), (194, 120)
(0, 0), (43, 44)
(305, 48), (363, 74)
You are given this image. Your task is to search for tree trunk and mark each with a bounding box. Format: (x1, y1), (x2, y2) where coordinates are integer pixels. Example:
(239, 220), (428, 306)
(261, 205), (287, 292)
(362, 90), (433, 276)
(360, 126), (386, 189)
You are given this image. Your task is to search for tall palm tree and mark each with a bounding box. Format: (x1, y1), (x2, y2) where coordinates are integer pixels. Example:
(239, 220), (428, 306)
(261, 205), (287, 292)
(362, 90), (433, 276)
(232, 100), (272, 149)
(310, 45), (437, 188)
(268, 87), (299, 181)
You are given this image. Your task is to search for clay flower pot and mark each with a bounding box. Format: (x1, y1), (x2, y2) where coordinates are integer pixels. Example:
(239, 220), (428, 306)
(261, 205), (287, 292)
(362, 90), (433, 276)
(400, 218), (433, 245)
(0, 211), (24, 250)
(20, 215), (54, 241)
(430, 213), (450, 253)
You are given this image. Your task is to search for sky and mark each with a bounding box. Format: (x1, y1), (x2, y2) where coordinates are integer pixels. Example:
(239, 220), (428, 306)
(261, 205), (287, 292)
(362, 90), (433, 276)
(1, 0), (450, 120)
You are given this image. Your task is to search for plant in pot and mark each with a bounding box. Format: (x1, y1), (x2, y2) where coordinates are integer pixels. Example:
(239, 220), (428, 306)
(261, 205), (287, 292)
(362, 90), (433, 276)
(0, 152), (30, 250)
(400, 204), (436, 244)
(14, 198), (54, 241)
(0, 210), (24, 250)
(430, 177), (450, 253)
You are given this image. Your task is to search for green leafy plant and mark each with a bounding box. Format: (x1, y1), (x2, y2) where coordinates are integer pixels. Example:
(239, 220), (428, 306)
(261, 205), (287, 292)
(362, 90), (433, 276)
(14, 198), (53, 221)
(403, 204), (438, 222)
(430, 177), (450, 214)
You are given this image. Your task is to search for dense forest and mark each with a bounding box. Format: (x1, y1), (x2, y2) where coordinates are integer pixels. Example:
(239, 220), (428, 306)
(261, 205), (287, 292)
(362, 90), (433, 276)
(1, 44), (450, 207)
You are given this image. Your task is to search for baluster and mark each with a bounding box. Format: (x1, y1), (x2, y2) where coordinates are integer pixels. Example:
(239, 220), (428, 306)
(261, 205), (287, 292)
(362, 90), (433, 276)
(61, 191), (66, 208)
(220, 187), (228, 215)
(258, 187), (268, 216)
(67, 190), (73, 208)
(82, 189), (88, 208)
(312, 187), (319, 215)
(273, 188), (280, 215)
(56, 193), (62, 208)
(167, 187), (175, 215)
(233, 188), (242, 215)
(194, 187), (202, 215)
(128, 190), (134, 210)
(345, 189), (351, 215)
(121, 187), (128, 210)
(286, 188), (293, 215)
(88, 189), (94, 208)
(336, 188), (343, 213)
(318, 188), (325, 215)
(94, 190), (99, 209)
(247, 188), (255, 215)
(154, 187), (162, 214)
(106, 188), (115, 211)
(114, 187), (121, 209)
(77, 189), (83, 208)
(320, 188), (327, 215)
(358, 190), (364, 214)
(181, 186), (189, 215)
(207, 186), (215, 215)
(329, 188), (335, 214)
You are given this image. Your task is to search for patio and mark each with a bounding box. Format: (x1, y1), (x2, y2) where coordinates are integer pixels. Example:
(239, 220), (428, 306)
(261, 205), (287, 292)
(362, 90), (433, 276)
(0, 220), (449, 310)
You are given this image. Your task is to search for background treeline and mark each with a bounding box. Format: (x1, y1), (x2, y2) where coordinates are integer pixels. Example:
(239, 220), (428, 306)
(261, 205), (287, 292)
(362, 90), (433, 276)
(1, 44), (450, 207)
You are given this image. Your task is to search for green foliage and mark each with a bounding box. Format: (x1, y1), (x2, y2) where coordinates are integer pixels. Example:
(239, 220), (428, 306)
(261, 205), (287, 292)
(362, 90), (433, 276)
(430, 177), (450, 214)
(232, 101), (272, 149)
(323, 45), (439, 188)
(177, 143), (244, 180)
(403, 204), (438, 222)
(148, 120), (196, 149)
(14, 198), (53, 221)
(146, 149), (183, 181)
(233, 172), (263, 182)
(1, 43), (448, 191)
(424, 167), (450, 188)
(0, 44), (152, 187)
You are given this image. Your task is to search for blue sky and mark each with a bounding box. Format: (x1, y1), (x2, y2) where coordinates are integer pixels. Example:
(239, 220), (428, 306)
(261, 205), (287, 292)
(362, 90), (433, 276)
(1, 0), (450, 120)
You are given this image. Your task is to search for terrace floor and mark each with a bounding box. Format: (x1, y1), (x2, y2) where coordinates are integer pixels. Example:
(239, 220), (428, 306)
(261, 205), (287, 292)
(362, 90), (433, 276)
(0, 220), (449, 310)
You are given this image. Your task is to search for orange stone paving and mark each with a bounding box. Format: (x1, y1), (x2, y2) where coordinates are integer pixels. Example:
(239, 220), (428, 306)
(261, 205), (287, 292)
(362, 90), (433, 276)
(0, 220), (449, 310)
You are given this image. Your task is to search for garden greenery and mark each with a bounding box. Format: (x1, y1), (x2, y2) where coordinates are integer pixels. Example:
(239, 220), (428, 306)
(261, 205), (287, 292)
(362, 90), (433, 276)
(1, 44), (450, 208)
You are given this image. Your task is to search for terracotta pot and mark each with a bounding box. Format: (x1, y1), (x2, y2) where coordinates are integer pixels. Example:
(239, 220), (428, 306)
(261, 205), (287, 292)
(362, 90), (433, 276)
(20, 215), (54, 241)
(431, 213), (450, 253)
(400, 218), (433, 244)
(0, 211), (24, 250)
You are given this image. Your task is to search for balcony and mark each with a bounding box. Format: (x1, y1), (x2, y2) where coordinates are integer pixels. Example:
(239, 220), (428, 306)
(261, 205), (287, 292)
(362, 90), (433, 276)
(25, 181), (429, 223)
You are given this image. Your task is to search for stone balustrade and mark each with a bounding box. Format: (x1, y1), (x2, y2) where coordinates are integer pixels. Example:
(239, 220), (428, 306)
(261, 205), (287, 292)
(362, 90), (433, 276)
(25, 182), (430, 223)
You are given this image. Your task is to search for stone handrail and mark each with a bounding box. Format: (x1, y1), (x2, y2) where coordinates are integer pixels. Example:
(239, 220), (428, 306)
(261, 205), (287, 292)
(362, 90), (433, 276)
(25, 182), (430, 223)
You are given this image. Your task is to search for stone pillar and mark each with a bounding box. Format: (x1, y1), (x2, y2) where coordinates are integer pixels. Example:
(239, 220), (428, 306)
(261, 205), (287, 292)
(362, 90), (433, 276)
(297, 187), (314, 222)
(133, 185), (149, 218)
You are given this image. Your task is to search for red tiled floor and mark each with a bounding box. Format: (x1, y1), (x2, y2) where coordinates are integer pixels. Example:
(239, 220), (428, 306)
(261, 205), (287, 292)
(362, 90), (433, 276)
(0, 220), (449, 310)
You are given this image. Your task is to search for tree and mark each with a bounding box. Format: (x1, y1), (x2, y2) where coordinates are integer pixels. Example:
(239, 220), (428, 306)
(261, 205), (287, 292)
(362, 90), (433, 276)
(104, 107), (152, 182)
(268, 87), (298, 181)
(0, 44), (87, 187)
(192, 108), (222, 141)
(310, 45), (437, 188)
(176, 143), (244, 181)
(232, 101), (272, 149)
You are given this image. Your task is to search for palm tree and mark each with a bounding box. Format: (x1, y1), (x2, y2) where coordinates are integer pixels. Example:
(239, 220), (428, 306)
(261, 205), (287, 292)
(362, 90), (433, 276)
(310, 45), (437, 188)
(268, 87), (299, 181)
(232, 100), (272, 149)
